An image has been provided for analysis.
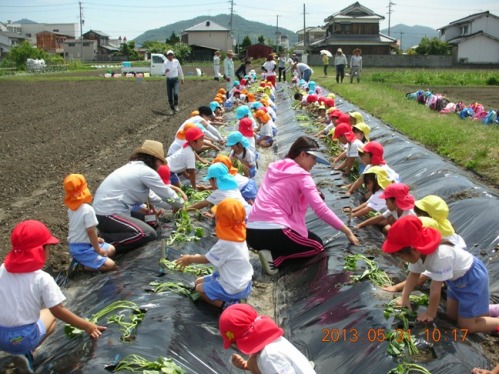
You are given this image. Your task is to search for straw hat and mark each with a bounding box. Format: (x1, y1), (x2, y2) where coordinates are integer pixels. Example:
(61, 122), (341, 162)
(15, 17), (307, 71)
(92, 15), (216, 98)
(131, 140), (166, 164)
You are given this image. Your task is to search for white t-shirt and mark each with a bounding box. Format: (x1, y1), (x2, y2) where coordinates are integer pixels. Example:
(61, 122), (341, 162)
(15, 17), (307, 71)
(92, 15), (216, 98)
(167, 146), (196, 174)
(0, 265), (66, 326)
(382, 208), (416, 220)
(230, 148), (256, 168)
(205, 240), (253, 294)
(234, 173), (250, 189)
(93, 161), (184, 216)
(408, 244), (474, 281)
(207, 189), (249, 213)
(259, 122), (273, 138)
(257, 337), (316, 374)
(347, 139), (364, 158)
(162, 58), (184, 79)
(67, 203), (99, 243)
(262, 60), (277, 76)
(363, 164), (400, 183)
(366, 189), (387, 212)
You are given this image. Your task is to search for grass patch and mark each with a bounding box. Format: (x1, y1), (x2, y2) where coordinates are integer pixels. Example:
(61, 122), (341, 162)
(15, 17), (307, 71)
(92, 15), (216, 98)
(315, 69), (499, 187)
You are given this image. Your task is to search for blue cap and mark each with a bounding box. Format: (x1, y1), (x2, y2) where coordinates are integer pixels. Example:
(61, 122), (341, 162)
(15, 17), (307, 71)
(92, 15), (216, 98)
(210, 101), (222, 112)
(203, 163), (238, 191)
(226, 131), (250, 148)
(233, 80), (240, 87)
(236, 105), (251, 119)
(250, 102), (263, 110)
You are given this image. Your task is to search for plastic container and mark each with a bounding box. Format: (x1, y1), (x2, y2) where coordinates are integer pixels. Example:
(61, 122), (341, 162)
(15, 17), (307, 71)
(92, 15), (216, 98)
(122, 61), (131, 68)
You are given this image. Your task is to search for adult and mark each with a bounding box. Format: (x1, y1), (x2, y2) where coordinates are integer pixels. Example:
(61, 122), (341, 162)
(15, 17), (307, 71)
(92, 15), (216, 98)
(350, 48), (363, 83)
(261, 54), (277, 87)
(293, 62), (313, 82)
(334, 48), (347, 83)
(213, 50), (221, 81)
(291, 53), (299, 63)
(277, 53), (287, 82)
(246, 136), (359, 275)
(223, 50), (235, 97)
(93, 140), (185, 253)
(235, 60), (251, 81)
(322, 52), (329, 76)
(162, 50), (184, 114)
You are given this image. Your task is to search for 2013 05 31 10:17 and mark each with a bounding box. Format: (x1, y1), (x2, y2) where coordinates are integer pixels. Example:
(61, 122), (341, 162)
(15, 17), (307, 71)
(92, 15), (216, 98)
(423, 328), (469, 342)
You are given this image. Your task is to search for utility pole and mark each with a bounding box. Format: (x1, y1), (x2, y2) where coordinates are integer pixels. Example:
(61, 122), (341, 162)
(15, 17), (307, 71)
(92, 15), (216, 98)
(229, 0), (234, 51)
(79, 1), (84, 61)
(275, 15), (280, 52)
(302, 4), (307, 54)
(399, 31), (404, 50)
(387, 1), (395, 37)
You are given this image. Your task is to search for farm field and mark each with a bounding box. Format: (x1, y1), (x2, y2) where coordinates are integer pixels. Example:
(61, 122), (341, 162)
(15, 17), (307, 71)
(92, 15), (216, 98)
(0, 69), (498, 368)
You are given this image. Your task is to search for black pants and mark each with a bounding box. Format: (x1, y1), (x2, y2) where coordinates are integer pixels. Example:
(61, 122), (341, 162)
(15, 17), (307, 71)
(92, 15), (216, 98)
(247, 227), (324, 268)
(336, 64), (345, 83)
(166, 77), (179, 109)
(278, 67), (286, 82)
(97, 213), (157, 253)
(323, 64), (328, 76)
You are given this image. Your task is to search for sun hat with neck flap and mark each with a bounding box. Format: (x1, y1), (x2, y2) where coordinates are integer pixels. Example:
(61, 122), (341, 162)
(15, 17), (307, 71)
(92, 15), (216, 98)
(131, 140), (166, 164)
(211, 198), (246, 242)
(5, 220), (59, 273)
(64, 174), (93, 211)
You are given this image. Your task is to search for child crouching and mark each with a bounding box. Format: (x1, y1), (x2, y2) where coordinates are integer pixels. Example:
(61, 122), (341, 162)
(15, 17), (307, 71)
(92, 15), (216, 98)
(175, 198), (253, 310)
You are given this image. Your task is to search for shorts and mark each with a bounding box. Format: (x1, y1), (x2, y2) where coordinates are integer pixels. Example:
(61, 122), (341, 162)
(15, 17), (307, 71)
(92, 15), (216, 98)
(69, 242), (112, 270)
(256, 135), (273, 145)
(202, 272), (252, 302)
(240, 179), (258, 201)
(0, 320), (46, 354)
(170, 172), (180, 185)
(249, 166), (257, 178)
(446, 257), (489, 318)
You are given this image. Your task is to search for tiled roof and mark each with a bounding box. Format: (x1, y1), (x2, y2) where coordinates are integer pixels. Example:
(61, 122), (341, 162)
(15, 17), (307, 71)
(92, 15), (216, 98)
(184, 20), (228, 32)
(447, 31), (499, 44)
(310, 33), (396, 47)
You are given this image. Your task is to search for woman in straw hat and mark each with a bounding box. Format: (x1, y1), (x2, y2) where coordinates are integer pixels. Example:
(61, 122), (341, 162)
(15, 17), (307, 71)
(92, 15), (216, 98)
(93, 140), (185, 253)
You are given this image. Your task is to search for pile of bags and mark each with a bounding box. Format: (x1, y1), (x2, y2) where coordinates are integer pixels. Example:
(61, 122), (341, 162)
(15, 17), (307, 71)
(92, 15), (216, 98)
(406, 89), (498, 125)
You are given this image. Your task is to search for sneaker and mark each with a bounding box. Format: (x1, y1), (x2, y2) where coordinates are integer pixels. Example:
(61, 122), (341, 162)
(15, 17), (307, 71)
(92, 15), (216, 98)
(489, 304), (499, 317)
(174, 105), (179, 112)
(222, 299), (240, 310)
(258, 250), (278, 276)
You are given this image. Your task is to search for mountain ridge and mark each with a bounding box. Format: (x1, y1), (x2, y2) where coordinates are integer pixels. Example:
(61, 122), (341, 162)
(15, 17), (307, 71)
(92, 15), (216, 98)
(381, 24), (439, 51)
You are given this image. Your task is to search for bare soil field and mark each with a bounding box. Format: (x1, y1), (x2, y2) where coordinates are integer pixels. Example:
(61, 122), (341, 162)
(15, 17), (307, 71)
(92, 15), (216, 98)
(0, 71), (497, 367)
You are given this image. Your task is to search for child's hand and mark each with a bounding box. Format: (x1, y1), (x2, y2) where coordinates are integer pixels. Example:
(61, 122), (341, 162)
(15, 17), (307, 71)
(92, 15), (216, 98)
(231, 354), (248, 370)
(85, 322), (107, 339)
(416, 312), (434, 322)
(98, 237), (105, 243)
(175, 255), (191, 271)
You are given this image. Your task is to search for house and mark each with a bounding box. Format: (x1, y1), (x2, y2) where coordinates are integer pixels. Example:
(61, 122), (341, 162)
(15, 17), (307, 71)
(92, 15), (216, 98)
(36, 31), (72, 54)
(63, 39), (97, 61)
(7, 21), (77, 46)
(0, 31), (26, 56)
(83, 30), (119, 60)
(181, 20), (235, 60)
(309, 2), (397, 55)
(245, 43), (273, 59)
(294, 27), (326, 54)
(438, 11), (499, 64)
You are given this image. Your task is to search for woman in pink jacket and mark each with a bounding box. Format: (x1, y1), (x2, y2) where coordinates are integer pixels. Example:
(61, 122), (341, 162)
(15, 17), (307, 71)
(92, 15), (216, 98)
(247, 136), (359, 275)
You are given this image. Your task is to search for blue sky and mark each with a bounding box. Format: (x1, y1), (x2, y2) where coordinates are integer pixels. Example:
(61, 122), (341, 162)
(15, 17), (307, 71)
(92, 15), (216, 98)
(1, 0), (498, 40)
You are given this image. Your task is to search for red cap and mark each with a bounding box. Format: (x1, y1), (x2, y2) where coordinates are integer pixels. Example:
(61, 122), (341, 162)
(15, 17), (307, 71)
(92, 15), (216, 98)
(329, 110), (342, 119)
(359, 142), (386, 165)
(332, 123), (356, 142)
(219, 304), (283, 354)
(306, 94), (318, 103)
(157, 165), (171, 185)
(184, 127), (204, 145)
(382, 216), (441, 254)
(238, 118), (254, 137)
(5, 220), (59, 273)
(379, 183), (415, 210)
(336, 113), (351, 125)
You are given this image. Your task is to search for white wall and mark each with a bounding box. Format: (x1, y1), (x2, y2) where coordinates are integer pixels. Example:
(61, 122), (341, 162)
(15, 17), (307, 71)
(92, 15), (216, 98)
(186, 31), (235, 51)
(21, 23), (78, 45)
(457, 35), (499, 63)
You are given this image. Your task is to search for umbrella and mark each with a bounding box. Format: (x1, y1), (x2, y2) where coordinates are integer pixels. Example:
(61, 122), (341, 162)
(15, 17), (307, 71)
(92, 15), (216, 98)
(320, 50), (332, 57)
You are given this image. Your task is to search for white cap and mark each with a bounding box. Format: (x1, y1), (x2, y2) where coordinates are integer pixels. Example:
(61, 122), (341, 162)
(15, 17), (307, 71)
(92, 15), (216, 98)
(166, 50), (174, 55)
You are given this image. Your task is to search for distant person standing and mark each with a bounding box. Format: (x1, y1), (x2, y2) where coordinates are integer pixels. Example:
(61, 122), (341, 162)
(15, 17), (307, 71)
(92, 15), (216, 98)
(223, 50), (235, 97)
(350, 48), (363, 83)
(322, 53), (329, 76)
(334, 48), (347, 83)
(291, 53), (299, 63)
(163, 50), (184, 114)
(213, 50), (221, 81)
(293, 62), (313, 82)
(277, 53), (287, 82)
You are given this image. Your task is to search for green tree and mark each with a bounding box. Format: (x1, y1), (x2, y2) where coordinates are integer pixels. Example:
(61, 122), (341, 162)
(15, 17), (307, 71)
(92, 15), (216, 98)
(166, 32), (180, 44)
(120, 41), (139, 60)
(142, 41), (168, 54)
(241, 36), (252, 49)
(257, 35), (265, 44)
(170, 42), (191, 61)
(415, 37), (451, 55)
(1, 41), (47, 70)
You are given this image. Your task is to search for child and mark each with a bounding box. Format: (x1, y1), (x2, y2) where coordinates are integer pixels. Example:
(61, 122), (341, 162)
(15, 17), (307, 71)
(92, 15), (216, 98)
(472, 365), (499, 374)
(167, 126), (205, 189)
(346, 166), (392, 219)
(64, 174), (116, 272)
(175, 198), (253, 309)
(352, 122), (370, 144)
(188, 163), (249, 215)
(0, 220), (106, 371)
(382, 216), (499, 333)
(219, 304), (316, 373)
(254, 109), (274, 148)
(332, 123), (364, 176)
(235, 105), (257, 150)
(346, 141), (400, 196)
(227, 131), (257, 178)
(354, 183), (415, 233)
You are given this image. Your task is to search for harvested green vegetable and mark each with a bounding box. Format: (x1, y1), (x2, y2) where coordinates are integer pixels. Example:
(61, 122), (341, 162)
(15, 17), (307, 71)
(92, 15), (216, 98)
(166, 209), (206, 246)
(114, 354), (185, 373)
(344, 254), (392, 287)
(108, 309), (145, 342)
(384, 306), (419, 356)
(160, 258), (213, 277)
(387, 362), (431, 374)
(149, 281), (192, 295)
